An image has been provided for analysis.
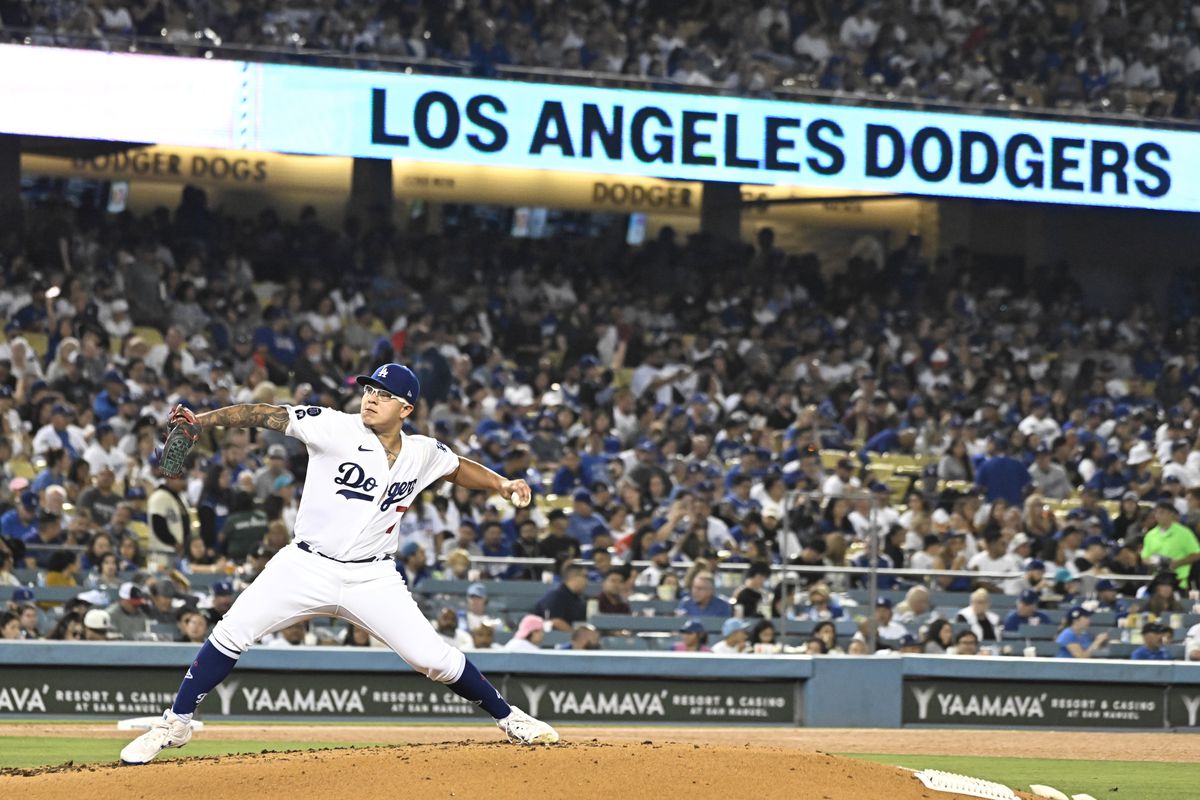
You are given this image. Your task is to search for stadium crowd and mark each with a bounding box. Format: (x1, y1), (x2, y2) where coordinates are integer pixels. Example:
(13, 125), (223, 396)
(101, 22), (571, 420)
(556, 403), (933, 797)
(1, 0), (1199, 122)
(2, 184), (1200, 660)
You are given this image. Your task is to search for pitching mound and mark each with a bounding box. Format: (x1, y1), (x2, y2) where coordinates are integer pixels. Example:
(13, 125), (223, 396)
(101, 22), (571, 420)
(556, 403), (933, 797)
(1, 740), (1033, 800)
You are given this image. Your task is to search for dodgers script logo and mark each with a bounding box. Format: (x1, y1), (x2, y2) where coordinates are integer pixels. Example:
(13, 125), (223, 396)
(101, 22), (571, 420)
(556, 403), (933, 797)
(381, 479), (418, 512)
(335, 463), (417, 510)
(334, 462), (378, 501)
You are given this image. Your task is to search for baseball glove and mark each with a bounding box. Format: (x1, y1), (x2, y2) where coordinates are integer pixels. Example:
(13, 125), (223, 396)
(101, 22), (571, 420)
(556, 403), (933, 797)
(159, 405), (200, 479)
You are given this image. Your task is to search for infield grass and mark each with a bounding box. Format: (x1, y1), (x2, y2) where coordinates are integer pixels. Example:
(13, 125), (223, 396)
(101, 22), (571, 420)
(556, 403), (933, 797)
(851, 753), (1200, 800)
(0, 736), (380, 768)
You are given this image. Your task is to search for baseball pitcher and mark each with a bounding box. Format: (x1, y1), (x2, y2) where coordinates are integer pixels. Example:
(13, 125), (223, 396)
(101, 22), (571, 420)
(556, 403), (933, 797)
(120, 363), (557, 764)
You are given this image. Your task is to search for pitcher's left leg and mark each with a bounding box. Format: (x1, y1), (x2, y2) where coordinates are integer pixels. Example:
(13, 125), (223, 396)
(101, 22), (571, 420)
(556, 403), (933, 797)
(338, 567), (558, 744)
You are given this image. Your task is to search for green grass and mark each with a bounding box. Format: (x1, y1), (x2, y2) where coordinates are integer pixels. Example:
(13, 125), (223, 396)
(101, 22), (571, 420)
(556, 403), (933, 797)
(848, 753), (1200, 800)
(0, 737), (383, 769)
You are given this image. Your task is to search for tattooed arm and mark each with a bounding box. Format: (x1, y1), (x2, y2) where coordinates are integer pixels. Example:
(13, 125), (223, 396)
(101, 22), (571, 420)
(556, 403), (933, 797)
(191, 404), (290, 432)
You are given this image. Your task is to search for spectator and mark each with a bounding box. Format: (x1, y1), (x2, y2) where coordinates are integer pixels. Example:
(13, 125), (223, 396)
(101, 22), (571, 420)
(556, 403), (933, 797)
(0, 544), (19, 587)
(1, 491), (39, 542)
(1003, 559), (1048, 597)
(23, 512), (65, 569)
(811, 620), (841, 654)
(633, 542), (673, 589)
(200, 580), (235, 627)
(797, 582), (844, 621)
(343, 626), (376, 648)
(1141, 501), (1200, 590)
(14, 602), (42, 638)
(975, 438), (1031, 506)
(1130, 622), (1172, 661)
(468, 622), (501, 650)
(673, 618), (711, 652)
(176, 609), (209, 644)
(711, 617), (751, 654)
(747, 619), (781, 654)
(923, 619), (955, 654)
(46, 611), (85, 641)
(534, 564), (588, 631)
(106, 581), (151, 640)
(459, 583), (501, 632)
(731, 561), (771, 618)
(433, 607), (471, 650)
(1028, 445), (1071, 500)
(967, 531), (1022, 590)
(1093, 578), (1130, 616)
(266, 621), (310, 647)
(956, 588), (1001, 642)
(146, 578), (179, 624)
(396, 542), (430, 592)
(874, 597), (909, 642)
(253, 444), (293, 500)
(81, 608), (117, 640)
(676, 571), (732, 618)
(503, 614), (546, 652)
(1056, 607), (1109, 659)
(561, 623), (601, 651)
(147, 474), (191, 560)
(597, 569), (631, 614)
(951, 629), (980, 656)
(1143, 570), (1185, 617)
(44, 549), (80, 587)
(1003, 589), (1052, 633)
(0, 610), (20, 640)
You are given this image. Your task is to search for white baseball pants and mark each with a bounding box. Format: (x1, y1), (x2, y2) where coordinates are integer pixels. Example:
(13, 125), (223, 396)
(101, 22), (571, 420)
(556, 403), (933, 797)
(209, 543), (465, 683)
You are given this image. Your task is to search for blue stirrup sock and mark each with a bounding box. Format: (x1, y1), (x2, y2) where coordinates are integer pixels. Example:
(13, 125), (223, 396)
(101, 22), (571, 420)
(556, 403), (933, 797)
(171, 640), (239, 719)
(447, 658), (511, 719)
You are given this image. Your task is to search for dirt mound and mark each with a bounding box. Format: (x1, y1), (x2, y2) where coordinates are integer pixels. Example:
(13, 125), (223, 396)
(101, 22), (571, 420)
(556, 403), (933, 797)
(0, 741), (1029, 800)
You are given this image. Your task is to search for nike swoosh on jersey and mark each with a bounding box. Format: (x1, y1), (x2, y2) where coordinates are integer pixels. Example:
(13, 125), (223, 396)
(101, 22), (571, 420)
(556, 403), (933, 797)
(358, 445), (372, 451)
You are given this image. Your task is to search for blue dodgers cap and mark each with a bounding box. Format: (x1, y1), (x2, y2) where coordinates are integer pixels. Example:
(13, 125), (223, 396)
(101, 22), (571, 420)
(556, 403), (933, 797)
(1026, 559), (1046, 572)
(398, 541), (422, 559)
(467, 582), (488, 598)
(875, 597), (894, 609)
(1066, 606), (1092, 623)
(212, 580), (234, 596)
(12, 587), (34, 603)
(1095, 578), (1118, 592)
(572, 489), (593, 504)
(1083, 535), (1106, 549)
(647, 542), (670, 557)
(721, 617), (751, 638)
(680, 619), (705, 635)
(355, 363), (420, 405)
(1018, 589), (1040, 605)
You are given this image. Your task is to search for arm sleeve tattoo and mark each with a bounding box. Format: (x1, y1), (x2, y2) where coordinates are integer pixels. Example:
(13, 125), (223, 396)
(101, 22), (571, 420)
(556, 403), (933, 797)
(195, 403), (290, 432)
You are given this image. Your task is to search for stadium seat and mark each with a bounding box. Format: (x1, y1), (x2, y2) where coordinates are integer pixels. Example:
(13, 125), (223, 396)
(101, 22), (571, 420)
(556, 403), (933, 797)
(21, 332), (49, 360)
(134, 326), (164, 347)
(8, 459), (35, 479)
(601, 635), (649, 651)
(819, 450), (851, 469)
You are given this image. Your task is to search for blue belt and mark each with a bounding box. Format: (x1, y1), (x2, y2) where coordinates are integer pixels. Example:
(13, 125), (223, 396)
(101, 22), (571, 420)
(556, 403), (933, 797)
(296, 541), (391, 564)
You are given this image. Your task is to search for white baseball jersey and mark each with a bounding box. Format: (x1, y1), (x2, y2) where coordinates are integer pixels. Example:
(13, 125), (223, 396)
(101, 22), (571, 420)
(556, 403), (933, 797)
(284, 405), (460, 561)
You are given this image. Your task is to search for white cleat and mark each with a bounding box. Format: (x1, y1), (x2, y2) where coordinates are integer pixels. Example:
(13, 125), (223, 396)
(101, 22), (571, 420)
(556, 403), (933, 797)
(120, 710), (194, 765)
(497, 706), (559, 745)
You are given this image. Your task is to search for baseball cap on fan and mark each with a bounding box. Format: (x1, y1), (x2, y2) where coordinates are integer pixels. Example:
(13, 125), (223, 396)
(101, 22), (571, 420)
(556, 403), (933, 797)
(355, 363), (420, 406)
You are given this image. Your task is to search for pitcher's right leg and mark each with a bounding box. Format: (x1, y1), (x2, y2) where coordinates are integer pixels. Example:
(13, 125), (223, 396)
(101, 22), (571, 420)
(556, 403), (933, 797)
(121, 545), (338, 764)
